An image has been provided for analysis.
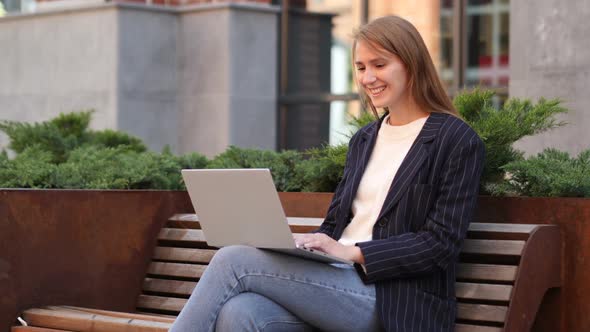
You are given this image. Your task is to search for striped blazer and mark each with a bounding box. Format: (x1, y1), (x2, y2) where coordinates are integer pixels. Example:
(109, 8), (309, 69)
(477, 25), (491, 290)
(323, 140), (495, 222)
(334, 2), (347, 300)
(316, 112), (485, 332)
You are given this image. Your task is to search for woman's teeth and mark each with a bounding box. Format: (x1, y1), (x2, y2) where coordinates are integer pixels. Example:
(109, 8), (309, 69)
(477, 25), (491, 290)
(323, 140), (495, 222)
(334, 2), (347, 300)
(369, 87), (385, 95)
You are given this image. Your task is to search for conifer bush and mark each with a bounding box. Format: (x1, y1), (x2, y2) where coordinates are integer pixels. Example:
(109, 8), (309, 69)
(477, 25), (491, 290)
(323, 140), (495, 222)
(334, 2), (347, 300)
(488, 148), (590, 197)
(344, 89), (570, 194)
(454, 89), (568, 189)
(89, 129), (147, 153)
(207, 146), (303, 192)
(0, 111), (93, 163)
(0, 146), (56, 188)
(294, 144), (348, 192)
(0, 111), (207, 189)
(0, 89), (581, 197)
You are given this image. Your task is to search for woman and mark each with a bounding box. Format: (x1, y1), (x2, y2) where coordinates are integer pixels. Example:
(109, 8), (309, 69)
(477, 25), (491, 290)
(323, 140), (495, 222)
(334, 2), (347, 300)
(171, 15), (484, 332)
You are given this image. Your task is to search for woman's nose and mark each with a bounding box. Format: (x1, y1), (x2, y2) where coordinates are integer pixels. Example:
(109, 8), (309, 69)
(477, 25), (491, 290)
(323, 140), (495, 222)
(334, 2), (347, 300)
(362, 70), (376, 85)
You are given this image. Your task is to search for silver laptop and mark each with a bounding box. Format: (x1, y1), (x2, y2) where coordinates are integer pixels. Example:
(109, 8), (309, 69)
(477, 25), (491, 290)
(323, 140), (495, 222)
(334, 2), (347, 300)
(181, 168), (353, 265)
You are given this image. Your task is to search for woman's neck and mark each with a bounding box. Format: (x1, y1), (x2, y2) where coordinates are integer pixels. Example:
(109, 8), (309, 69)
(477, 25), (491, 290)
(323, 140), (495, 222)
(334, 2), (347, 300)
(386, 97), (429, 126)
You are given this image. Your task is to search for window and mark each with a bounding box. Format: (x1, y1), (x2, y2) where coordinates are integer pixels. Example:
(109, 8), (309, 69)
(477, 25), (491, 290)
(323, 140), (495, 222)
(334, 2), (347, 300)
(440, 0), (509, 92)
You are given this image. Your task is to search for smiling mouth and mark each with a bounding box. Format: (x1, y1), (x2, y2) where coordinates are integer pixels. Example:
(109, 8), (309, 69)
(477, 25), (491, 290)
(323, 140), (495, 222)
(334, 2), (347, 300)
(368, 86), (386, 96)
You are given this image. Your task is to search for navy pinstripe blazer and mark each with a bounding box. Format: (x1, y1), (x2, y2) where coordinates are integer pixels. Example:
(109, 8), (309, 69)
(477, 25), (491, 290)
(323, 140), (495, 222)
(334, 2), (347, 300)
(316, 112), (485, 332)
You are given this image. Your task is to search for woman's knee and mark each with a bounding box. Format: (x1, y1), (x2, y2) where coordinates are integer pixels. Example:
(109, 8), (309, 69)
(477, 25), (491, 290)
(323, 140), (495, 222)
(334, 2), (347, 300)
(216, 293), (258, 331)
(215, 293), (312, 332)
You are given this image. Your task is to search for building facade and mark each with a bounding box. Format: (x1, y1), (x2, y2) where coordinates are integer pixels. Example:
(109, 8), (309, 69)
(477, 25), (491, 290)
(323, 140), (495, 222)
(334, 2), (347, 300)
(1, 0), (589, 156)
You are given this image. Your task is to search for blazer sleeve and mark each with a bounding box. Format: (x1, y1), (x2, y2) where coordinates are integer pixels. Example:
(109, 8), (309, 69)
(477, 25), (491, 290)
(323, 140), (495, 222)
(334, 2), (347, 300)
(355, 134), (485, 283)
(313, 132), (359, 238)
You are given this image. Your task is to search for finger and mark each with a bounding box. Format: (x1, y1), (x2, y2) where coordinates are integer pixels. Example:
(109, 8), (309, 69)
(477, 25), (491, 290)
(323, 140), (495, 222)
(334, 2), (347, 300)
(305, 240), (325, 250)
(294, 234), (311, 247)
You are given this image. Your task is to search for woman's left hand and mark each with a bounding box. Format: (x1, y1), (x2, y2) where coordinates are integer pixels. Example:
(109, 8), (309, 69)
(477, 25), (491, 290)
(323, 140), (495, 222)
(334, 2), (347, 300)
(293, 233), (365, 264)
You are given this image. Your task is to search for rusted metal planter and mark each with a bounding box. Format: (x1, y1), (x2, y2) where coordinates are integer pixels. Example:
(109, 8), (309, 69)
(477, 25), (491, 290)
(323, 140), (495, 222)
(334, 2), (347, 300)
(1, 190), (588, 331)
(0, 189), (194, 331)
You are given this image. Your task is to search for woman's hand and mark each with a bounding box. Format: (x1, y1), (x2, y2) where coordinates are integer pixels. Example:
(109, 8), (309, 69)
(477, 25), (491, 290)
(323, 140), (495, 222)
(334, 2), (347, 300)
(293, 233), (365, 264)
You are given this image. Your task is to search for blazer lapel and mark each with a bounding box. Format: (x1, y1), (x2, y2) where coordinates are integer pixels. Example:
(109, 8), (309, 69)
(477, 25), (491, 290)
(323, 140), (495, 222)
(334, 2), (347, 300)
(375, 113), (446, 222)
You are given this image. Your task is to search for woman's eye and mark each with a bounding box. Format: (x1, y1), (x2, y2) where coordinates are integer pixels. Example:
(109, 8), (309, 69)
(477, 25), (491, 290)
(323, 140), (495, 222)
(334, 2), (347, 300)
(376, 63), (385, 68)
(356, 67), (365, 72)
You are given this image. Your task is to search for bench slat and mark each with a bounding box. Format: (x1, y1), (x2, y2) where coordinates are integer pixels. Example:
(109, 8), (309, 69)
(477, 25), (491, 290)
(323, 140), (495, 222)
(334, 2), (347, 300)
(457, 263), (517, 282)
(143, 278), (197, 296)
(462, 239), (525, 256)
(11, 327), (73, 332)
(169, 215), (328, 225)
(468, 223), (538, 234)
(158, 229), (525, 256)
(153, 247), (216, 264)
(137, 295), (187, 313)
(168, 215), (539, 236)
(454, 324), (503, 332)
(456, 303), (507, 323)
(156, 234), (525, 257)
(46, 306), (176, 323)
(169, 214), (199, 222)
(456, 282), (512, 301)
(158, 229), (206, 243)
(147, 262), (207, 279)
(22, 308), (171, 332)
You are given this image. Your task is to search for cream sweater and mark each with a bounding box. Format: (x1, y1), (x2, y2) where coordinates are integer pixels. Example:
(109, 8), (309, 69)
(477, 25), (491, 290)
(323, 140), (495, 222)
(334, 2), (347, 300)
(338, 115), (427, 246)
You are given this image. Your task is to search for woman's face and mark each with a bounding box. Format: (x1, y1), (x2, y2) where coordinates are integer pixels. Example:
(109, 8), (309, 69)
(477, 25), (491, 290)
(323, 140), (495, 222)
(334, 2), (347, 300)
(354, 40), (410, 110)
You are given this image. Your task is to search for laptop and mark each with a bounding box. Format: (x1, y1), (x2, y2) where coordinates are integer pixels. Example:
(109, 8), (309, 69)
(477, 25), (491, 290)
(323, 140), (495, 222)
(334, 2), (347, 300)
(181, 168), (353, 265)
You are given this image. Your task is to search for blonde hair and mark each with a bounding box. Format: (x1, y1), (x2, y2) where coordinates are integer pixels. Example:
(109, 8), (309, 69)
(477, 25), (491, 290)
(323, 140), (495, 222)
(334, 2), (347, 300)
(352, 15), (458, 118)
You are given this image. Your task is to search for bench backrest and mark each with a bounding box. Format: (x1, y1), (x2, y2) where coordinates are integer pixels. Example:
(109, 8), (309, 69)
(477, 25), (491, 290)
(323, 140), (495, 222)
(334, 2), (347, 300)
(136, 214), (561, 332)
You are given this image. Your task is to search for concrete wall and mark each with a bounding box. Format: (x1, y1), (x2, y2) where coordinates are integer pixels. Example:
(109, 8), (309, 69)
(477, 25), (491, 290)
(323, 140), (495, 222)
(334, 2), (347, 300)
(117, 6), (179, 153)
(177, 5), (278, 156)
(0, 5), (119, 146)
(177, 8), (231, 156)
(228, 8), (277, 152)
(0, 2), (278, 157)
(511, 0), (590, 156)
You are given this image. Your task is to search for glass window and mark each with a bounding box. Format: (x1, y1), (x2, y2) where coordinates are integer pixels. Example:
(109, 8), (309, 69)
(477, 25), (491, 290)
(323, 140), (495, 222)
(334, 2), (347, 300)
(498, 12), (509, 86)
(439, 1), (454, 90)
(467, 14), (493, 68)
(2, 0), (20, 12)
(465, 0), (510, 88)
(441, 0), (453, 9)
(468, 0), (493, 6)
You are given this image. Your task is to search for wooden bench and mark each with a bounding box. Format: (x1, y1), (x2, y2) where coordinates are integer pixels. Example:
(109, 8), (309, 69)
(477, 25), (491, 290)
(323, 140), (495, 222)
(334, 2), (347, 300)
(14, 214), (561, 332)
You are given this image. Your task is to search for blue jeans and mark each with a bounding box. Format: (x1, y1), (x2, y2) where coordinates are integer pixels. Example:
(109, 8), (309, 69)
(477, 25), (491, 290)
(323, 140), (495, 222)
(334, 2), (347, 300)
(170, 245), (381, 332)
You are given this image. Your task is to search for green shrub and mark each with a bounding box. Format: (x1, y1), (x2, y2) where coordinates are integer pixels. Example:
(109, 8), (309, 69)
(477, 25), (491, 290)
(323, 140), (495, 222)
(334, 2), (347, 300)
(50, 111), (93, 139)
(345, 111), (379, 137)
(176, 152), (209, 170)
(135, 151), (187, 190)
(487, 149), (590, 197)
(50, 146), (191, 190)
(0, 111), (92, 163)
(0, 150), (8, 165)
(275, 150), (307, 192)
(0, 92), (575, 195)
(52, 146), (144, 189)
(0, 111), (151, 163)
(295, 144), (348, 192)
(88, 129), (147, 153)
(455, 89), (568, 189)
(0, 111), (190, 189)
(0, 146), (56, 188)
(345, 92), (569, 195)
(207, 146), (303, 192)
